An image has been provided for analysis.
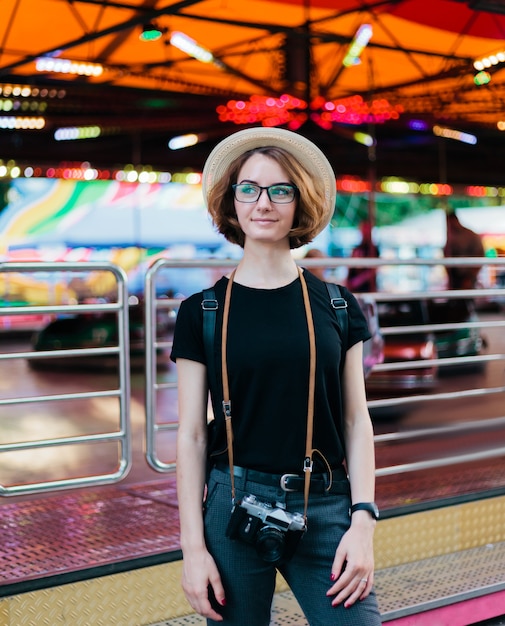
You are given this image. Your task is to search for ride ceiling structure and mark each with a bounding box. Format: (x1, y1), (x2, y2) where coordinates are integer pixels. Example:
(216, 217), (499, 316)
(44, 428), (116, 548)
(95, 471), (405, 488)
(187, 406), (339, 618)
(1, 0), (505, 186)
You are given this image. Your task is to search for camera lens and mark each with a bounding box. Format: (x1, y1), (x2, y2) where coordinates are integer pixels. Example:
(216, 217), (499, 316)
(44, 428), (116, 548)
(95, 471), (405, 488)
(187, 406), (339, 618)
(255, 526), (285, 564)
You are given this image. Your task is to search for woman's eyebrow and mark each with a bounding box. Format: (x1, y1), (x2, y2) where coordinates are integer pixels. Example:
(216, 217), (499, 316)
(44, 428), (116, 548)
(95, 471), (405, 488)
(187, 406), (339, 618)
(237, 179), (291, 185)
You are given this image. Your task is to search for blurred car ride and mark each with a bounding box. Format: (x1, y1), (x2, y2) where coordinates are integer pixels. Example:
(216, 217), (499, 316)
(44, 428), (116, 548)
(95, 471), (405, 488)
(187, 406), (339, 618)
(0, 300), (54, 334)
(427, 298), (484, 371)
(366, 295), (485, 397)
(366, 299), (438, 395)
(29, 286), (382, 375)
(29, 295), (173, 371)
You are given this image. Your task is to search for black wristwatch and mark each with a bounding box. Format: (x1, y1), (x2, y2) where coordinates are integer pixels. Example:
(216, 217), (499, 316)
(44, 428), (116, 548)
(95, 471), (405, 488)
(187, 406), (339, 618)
(350, 502), (380, 520)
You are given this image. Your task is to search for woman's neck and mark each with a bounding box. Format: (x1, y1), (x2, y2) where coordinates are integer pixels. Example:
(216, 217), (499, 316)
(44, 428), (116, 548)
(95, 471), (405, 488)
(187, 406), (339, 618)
(232, 243), (299, 289)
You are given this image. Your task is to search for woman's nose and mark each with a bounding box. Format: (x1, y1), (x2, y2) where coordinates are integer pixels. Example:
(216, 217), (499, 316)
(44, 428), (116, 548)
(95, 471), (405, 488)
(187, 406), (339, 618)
(256, 187), (272, 207)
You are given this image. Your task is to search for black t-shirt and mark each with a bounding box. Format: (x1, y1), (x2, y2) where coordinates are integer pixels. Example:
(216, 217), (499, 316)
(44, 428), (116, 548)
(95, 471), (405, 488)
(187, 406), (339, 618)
(170, 269), (370, 474)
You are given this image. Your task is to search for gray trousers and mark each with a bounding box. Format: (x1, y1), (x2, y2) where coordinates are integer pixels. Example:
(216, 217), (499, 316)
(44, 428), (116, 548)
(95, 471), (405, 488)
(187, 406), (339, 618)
(203, 466), (382, 626)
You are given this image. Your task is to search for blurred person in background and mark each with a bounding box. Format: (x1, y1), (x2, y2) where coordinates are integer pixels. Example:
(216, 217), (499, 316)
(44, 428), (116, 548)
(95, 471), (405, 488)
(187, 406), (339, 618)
(347, 220), (379, 293)
(444, 210), (485, 290)
(303, 247), (328, 281)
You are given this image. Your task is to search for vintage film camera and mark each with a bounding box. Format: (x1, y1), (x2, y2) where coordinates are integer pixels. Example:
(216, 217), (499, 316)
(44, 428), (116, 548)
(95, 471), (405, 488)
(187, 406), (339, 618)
(226, 494), (306, 565)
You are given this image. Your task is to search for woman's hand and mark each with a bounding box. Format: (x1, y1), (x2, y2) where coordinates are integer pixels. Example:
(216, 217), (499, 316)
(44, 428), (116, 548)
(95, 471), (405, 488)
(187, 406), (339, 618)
(181, 547), (226, 621)
(326, 513), (375, 608)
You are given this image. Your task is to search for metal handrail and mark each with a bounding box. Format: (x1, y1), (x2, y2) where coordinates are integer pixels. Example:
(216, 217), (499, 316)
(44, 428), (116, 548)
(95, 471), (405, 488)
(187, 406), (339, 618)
(1, 346), (120, 360)
(368, 385), (505, 409)
(144, 256), (505, 481)
(0, 262), (132, 496)
(375, 414), (505, 443)
(145, 258), (237, 471)
(376, 446), (505, 477)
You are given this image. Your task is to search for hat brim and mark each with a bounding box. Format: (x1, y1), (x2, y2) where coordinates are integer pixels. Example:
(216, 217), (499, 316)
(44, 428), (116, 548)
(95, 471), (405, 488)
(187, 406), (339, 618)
(202, 127), (336, 234)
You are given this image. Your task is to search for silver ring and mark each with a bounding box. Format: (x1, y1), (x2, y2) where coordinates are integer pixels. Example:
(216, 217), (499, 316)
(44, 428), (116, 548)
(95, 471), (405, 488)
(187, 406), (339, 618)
(360, 578), (368, 583)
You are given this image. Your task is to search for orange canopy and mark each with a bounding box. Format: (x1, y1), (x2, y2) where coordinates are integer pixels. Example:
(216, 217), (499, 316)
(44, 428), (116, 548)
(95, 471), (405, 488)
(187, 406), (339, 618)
(1, 0), (504, 183)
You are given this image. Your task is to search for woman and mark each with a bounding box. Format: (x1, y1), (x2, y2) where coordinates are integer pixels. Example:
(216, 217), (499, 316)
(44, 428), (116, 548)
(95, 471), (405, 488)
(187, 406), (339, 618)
(171, 127), (381, 625)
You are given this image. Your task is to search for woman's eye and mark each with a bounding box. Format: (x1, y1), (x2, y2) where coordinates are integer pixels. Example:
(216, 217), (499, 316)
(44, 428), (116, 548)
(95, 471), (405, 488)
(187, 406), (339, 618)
(241, 185), (257, 195)
(271, 186), (289, 196)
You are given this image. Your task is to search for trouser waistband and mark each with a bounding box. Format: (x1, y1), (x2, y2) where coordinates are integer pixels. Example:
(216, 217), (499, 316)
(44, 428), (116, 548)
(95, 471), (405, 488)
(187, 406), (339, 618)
(213, 463), (349, 495)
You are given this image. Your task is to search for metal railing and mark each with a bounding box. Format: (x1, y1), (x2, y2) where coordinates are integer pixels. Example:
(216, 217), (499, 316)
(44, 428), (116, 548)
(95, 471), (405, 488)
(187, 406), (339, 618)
(2, 256), (503, 499)
(144, 256), (505, 487)
(0, 262), (131, 496)
(144, 258), (236, 471)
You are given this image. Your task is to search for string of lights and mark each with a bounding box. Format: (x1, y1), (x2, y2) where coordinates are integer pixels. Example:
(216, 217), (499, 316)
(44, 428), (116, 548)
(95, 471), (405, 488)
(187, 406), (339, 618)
(217, 94), (404, 129)
(0, 158), (502, 199)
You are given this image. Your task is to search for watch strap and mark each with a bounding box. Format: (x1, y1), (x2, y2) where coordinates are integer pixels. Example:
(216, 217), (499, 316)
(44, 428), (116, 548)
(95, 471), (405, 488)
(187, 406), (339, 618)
(350, 502), (379, 520)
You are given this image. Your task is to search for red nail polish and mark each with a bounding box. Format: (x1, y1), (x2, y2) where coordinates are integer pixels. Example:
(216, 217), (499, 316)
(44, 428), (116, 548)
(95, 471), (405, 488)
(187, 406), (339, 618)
(221, 598), (226, 606)
(330, 572), (336, 581)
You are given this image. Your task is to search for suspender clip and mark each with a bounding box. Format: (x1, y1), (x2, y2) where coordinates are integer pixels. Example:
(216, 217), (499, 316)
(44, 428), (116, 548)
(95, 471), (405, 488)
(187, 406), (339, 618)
(222, 401), (232, 419)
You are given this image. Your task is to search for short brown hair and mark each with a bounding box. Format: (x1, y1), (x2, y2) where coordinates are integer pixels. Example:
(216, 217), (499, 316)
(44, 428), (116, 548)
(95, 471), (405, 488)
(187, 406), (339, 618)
(207, 146), (329, 249)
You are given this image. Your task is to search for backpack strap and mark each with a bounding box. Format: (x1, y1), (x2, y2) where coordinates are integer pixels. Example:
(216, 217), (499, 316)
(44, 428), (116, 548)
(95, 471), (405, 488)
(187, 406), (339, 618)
(204, 283), (348, 362)
(325, 282), (348, 349)
(202, 288), (219, 402)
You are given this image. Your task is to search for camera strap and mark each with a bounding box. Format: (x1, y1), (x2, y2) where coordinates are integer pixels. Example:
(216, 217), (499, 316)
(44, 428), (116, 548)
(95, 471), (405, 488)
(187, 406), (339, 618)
(220, 266), (316, 522)
(221, 269), (236, 496)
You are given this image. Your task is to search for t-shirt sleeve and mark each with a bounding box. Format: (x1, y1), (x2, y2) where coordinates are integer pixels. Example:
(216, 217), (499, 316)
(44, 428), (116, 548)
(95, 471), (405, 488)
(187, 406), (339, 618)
(340, 285), (372, 350)
(170, 293), (206, 364)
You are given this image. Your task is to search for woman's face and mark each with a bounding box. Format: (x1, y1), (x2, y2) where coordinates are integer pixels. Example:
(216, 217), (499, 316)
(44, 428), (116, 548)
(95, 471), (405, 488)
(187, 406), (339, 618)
(234, 153), (297, 246)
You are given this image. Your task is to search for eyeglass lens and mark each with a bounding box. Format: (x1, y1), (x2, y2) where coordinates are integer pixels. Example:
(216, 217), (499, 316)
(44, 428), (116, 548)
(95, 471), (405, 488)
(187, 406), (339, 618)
(233, 184), (297, 204)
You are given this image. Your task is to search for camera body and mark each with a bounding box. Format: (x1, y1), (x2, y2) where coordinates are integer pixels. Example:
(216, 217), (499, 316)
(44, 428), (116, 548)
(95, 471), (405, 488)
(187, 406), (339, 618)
(226, 494), (306, 565)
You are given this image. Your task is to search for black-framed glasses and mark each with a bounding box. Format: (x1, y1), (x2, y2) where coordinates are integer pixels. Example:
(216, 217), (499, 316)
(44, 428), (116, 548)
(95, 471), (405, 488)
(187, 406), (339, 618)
(232, 183), (298, 204)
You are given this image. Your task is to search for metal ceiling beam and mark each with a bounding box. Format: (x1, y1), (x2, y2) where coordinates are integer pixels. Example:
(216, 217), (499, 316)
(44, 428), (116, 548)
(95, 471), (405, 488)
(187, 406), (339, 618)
(52, 0), (161, 9)
(0, 0), (204, 74)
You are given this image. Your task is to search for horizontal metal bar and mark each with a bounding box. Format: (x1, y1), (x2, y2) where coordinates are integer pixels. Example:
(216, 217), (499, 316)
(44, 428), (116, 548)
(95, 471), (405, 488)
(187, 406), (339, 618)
(153, 299), (180, 309)
(376, 446), (505, 477)
(0, 261), (127, 271)
(0, 430), (126, 453)
(153, 422), (178, 433)
(0, 302), (121, 316)
(154, 340), (173, 350)
(372, 288), (504, 301)
(435, 353), (505, 367)
(0, 346), (120, 360)
(382, 319), (505, 336)
(367, 385), (505, 408)
(371, 353), (504, 372)
(375, 415), (505, 444)
(0, 388), (121, 406)
(0, 459), (130, 497)
(154, 381), (177, 391)
(147, 257), (505, 269)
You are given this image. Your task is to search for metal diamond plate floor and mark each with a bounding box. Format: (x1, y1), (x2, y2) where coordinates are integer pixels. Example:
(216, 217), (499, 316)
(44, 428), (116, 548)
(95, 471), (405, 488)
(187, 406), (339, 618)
(2, 457), (505, 592)
(149, 591), (309, 625)
(151, 545), (505, 626)
(0, 480), (180, 589)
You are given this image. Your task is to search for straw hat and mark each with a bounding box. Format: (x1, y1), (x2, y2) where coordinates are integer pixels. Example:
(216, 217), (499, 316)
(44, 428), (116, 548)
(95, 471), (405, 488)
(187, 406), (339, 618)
(202, 126), (336, 232)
